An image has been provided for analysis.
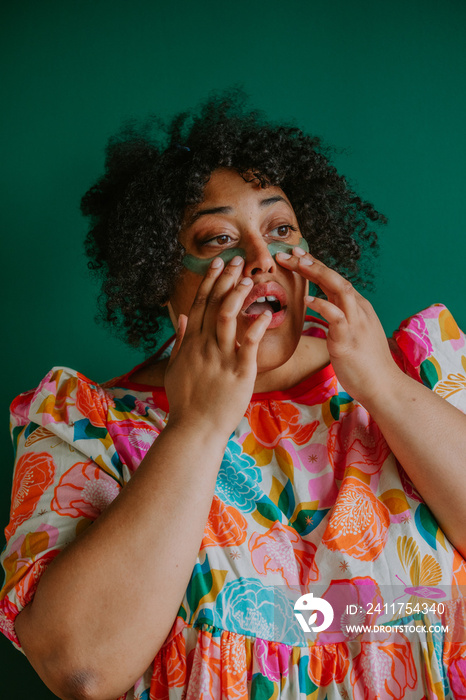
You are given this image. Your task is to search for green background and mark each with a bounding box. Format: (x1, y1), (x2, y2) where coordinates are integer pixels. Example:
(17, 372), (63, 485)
(1, 0), (465, 695)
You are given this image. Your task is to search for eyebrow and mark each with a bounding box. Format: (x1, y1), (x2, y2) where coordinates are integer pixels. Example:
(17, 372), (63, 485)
(188, 195), (290, 225)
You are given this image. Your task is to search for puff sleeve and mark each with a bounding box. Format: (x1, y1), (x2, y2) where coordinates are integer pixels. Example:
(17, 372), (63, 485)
(390, 303), (466, 412)
(0, 367), (127, 650)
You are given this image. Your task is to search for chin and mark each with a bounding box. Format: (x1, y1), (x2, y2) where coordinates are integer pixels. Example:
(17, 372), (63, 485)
(255, 337), (298, 375)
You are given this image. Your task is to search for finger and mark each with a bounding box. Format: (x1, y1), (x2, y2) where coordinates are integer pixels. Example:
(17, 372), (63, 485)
(185, 257), (225, 336)
(168, 314), (188, 365)
(236, 310), (273, 367)
(304, 296), (348, 341)
(276, 249), (359, 317)
(201, 256), (245, 334)
(215, 276), (254, 350)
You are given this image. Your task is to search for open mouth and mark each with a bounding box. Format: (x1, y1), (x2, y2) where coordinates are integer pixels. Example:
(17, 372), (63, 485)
(245, 295), (283, 315)
(241, 283), (288, 328)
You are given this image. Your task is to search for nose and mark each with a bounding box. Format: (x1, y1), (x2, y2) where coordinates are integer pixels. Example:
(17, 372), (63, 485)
(242, 234), (276, 277)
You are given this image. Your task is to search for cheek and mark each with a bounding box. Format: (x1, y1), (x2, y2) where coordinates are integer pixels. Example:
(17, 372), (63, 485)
(168, 273), (202, 316)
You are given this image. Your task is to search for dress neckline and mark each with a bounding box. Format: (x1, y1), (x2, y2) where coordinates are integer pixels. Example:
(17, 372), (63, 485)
(116, 360), (335, 402)
(114, 315), (336, 405)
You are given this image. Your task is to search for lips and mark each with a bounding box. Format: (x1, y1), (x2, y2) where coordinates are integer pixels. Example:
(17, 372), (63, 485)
(241, 282), (287, 328)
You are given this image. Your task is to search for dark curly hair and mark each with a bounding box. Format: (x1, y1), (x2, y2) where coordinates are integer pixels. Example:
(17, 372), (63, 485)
(81, 88), (386, 351)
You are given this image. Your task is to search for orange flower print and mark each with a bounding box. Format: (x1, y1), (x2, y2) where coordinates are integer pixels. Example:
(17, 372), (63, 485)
(350, 632), (417, 700)
(6, 452), (55, 540)
(327, 408), (391, 481)
(1, 526), (59, 603)
(76, 380), (107, 427)
(322, 478), (390, 561)
(308, 643), (349, 687)
(201, 496), (248, 550)
(16, 549), (60, 609)
(246, 401), (318, 449)
(151, 629), (187, 696)
(51, 460), (120, 519)
(220, 632), (247, 696)
(452, 549), (466, 599)
(248, 521), (318, 587)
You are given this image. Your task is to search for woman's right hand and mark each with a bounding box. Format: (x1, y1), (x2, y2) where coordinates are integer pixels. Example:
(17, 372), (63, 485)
(164, 256), (271, 435)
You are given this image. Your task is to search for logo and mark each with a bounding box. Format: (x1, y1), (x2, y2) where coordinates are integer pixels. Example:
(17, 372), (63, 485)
(293, 592), (334, 633)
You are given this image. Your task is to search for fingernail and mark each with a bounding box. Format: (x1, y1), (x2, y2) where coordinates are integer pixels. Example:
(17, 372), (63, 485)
(211, 258), (223, 268)
(300, 257), (314, 266)
(293, 247), (306, 257)
(262, 309), (272, 316)
(230, 256), (244, 266)
(304, 296), (315, 303)
(276, 252), (291, 260)
(239, 277), (253, 286)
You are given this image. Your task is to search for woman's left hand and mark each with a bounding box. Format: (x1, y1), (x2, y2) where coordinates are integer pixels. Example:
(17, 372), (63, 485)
(276, 247), (402, 405)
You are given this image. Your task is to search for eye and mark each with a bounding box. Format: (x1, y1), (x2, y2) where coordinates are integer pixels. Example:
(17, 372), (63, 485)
(201, 234), (235, 248)
(269, 224), (298, 239)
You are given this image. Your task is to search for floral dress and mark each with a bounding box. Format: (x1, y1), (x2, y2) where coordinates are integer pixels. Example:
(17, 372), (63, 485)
(2, 304), (466, 700)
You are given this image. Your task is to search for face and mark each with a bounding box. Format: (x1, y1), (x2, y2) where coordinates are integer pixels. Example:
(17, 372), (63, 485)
(168, 168), (308, 373)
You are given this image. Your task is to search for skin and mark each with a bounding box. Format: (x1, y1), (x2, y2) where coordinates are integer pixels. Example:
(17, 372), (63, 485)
(14, 168), (466, 700)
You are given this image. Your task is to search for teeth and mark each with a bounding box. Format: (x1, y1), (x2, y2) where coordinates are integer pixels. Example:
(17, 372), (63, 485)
(254, 295), (279, 303)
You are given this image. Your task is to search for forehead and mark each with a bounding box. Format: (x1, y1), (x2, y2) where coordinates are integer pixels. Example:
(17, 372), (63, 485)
(199, 168), (291, 207)
(179, 168), (297, 245)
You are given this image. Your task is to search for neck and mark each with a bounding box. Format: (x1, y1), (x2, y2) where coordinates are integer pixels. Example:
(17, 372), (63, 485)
(252, 336), (330, 393)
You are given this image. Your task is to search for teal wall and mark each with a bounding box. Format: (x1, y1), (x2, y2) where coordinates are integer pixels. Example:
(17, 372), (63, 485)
(1, 1), (465, 695)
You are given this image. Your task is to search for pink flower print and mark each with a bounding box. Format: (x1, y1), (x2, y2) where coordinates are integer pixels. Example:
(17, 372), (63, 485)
(0, 597), (20, 645)
(10, 389), (36, 426)
(448, 648), (466, 699)
(327, 408), (391, 481)
(253, 638), (291, 682)
(398, 464), (422, 503)
(128, 427), (157, 452)
(314, 577), (384, 645)
(350, 632), (417, 700)
(394, 315), (434, 369)
(308, 471), (339, 509)
(248, 521), (318, 587)
(51, 460), (120, 519)
(298, 443), (328, 474)
(108, 418), (159, 470)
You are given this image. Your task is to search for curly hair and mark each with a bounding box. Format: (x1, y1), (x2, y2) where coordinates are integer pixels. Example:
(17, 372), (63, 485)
(81, 88), (386, 351)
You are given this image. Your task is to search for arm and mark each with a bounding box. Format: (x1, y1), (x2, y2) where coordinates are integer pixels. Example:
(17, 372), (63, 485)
(277, 248), (466, 558)
(14, 257), (271, 700)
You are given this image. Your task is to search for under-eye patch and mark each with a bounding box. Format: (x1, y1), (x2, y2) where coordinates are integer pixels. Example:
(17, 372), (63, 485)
(182, 237), (309, 275)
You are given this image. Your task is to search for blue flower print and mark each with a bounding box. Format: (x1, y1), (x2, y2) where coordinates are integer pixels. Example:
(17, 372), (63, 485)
(215, 440), (262, 513)
(213, 577), (306, 645)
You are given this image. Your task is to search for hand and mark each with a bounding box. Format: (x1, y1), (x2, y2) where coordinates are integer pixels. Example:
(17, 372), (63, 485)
(276, 247), (403, 405)
(164, 257), (272, 435)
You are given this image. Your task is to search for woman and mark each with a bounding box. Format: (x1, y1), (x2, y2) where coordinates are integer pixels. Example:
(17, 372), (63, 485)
(2, 92), (466, 699)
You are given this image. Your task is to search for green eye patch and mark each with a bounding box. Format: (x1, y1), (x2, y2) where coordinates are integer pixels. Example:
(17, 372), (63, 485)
(182, 237), (309, 275)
